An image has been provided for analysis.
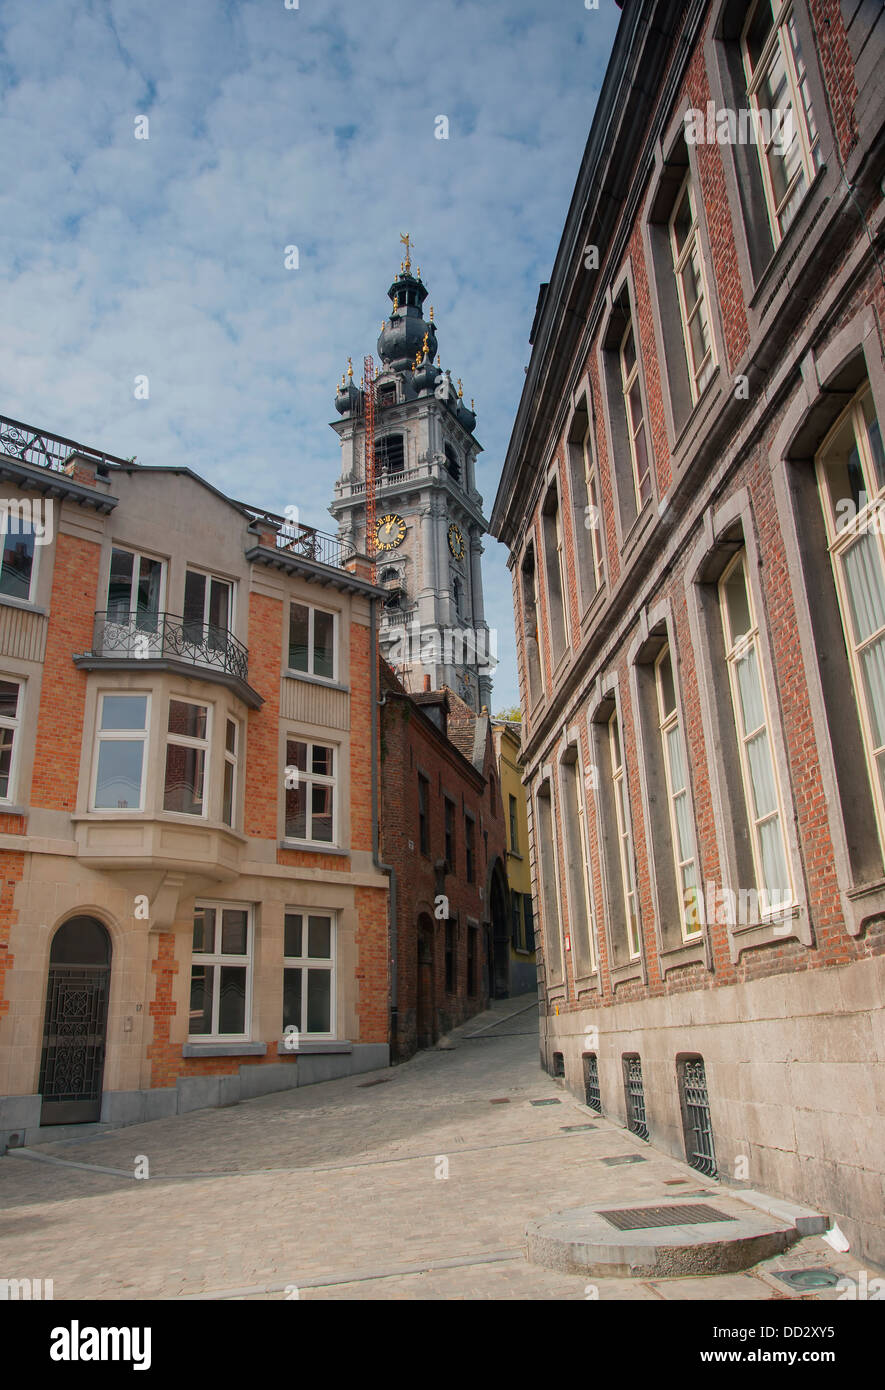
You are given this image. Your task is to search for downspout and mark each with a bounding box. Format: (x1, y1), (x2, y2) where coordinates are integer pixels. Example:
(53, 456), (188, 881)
(370, 596), (398, 1058)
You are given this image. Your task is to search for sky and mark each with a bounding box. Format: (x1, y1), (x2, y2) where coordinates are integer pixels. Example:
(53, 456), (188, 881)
(0, 0), (620, 709)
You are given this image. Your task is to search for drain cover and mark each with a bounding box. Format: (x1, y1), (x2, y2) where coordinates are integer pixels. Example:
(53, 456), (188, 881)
(530, 1098), (561, 1106)
(599, 1204), (735, 1230)
(561, 1123), (596, 1132)
(600, 1154), (647, 1166)
(774, 1268), (841, 1291)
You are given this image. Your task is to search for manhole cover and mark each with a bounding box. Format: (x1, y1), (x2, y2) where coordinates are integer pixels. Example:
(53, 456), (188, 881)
(561, 1124), (596, 1132)
(600, 1154), (647, 1166)
(774, 1268), (841, 1291)
(599, 1204), (735, 1230)
(489, 1098), (510, 1104)
(530, 1098), (561, 1106)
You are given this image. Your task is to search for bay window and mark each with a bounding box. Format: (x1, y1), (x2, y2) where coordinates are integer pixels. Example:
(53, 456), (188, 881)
(0, 678), (23, 801)
(93, 693), (149, 810)
(164, 698), (209, 816)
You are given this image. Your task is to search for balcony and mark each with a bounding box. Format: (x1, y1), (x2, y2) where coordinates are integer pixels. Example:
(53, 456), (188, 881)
(274, 522), (355, 568)
(74, 611), (262, 708)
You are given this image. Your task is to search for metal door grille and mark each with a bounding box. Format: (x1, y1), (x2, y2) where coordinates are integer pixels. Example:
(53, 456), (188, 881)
(39, 965), (110, 1122)
(682, 1058), (717, 1177)
(624, 1055), (648, 1140)
(583, 1053), (601, 1112)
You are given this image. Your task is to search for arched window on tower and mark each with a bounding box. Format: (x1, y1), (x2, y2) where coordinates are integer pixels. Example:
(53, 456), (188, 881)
(444, 444), (461, 482)
(377, 434), (405, 474)
(452, 575), (462, 617)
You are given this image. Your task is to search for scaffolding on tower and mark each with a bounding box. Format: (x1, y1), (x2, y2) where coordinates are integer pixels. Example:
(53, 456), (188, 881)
(363, 355), (377, 582)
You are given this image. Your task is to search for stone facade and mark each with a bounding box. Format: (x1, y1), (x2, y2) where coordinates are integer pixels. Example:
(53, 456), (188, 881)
(491, 0), (885, 1264)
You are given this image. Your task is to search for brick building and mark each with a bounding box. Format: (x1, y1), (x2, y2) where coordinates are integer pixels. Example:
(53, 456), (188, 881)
(379, 663), (508, 1058)
(491, 0), (885, 1262)
(0, 416), (390, 1149)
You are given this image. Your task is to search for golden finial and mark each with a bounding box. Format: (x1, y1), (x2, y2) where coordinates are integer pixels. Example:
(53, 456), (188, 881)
(429, 305), (434, 322)
(423, 331), (429, 354)
(400, 261), (404, 274)
(471, 399), (475, 411)
(347, 357), (353, 378)
(416, 265), (421, 279)
(457, 378), (463, 398)
(393, 293), (399, 312)
(436, 354), (441, 367)
(400, 232), (412, 273)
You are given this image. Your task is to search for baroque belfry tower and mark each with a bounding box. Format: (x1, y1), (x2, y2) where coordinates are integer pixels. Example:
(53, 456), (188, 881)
(329, 240), (493, 711)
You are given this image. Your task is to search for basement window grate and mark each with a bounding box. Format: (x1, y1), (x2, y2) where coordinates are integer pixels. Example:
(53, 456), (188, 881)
(680, 1057), (717, 1178)
(623, 1055), (649, 1140)
(583, 1052), (601, 1112)
(599, 1204), (735, 1231)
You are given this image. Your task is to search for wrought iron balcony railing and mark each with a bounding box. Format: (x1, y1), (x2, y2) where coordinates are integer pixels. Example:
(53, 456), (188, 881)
(0, 414), (131, 473)
(275, 523), (355, 568)
(90, 610), (249, 683)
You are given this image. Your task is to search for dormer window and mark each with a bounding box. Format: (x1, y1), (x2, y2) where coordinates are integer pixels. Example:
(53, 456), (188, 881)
(378, 386), (396, 409)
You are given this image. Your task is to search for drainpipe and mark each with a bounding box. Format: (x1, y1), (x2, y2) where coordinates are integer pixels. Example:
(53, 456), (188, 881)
(370, 596), (398, 1058)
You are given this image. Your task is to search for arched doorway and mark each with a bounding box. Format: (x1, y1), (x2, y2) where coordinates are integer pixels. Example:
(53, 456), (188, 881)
(489, 859), (510, 999)
(416, 913), (435, 1049)
(39, 917), (112, 1125)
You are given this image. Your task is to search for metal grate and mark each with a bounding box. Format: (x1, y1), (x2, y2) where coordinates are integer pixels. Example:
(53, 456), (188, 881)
(600, 1154), (647, 1166)
(624, 1055), (649, 1140)
(39, 964), (110, 1121)
(599, 1204), (735, 1231)
(530, 1098), (561, 1106)
(552, 1052), (565, 1077)
(583, 1053), (601, 1112)
(681, 1057), (717, 1177)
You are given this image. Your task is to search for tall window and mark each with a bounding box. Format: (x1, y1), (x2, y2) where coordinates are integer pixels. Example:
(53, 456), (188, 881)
(521, 545), (543, 705)
(222, 718), (238, 828)
(445, 919), (456, 993)
(619, 318), (652, 512)
(190, 902), (251, 1038)
(584, 424), (606, 593)
(655, 645), (701, 938)
(289, 602), (336, 680)
(465, 813), (475, 883)
(107, 547), (164, 630)
(508, 793), (519, 852)
(0, 679), (22, 801)
(719, 551), (793, 913)
(418, 773), (430, 855)
(93, 693), (149, 810)
(286, 739), (335, 844)
(444, 443), (461, 482)
(669, 174), (715, 402)
(164, 699), (209, 816)
(283, 911), (335, 1037)
(560, 752), (596, 974)
(816, 386), (885, 852)
(183, 570), (232, 654)
(609, 710), (641, 959)
(542, 484), (569, 664)
(741, 0), (822, 243)
(444, 797), (455, 867)
(0, 516), (36, 602)
(536, 781), (564, 985)
(377, 434), (405, 474)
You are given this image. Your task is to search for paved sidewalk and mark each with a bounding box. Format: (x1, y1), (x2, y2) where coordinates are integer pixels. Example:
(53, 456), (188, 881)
(0, 995), (868, 1300)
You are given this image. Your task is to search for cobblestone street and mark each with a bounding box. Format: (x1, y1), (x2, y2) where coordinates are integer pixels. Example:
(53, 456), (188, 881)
(0, 997), (868, 1301)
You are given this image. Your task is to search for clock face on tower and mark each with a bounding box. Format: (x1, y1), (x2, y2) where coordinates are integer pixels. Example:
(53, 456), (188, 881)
(375, 514), (406, 551)
(447, 523), (465, 559)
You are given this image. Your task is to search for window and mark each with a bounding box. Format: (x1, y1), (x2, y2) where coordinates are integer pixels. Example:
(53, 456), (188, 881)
(609, 710), (641, 959)
(535, 780), (564, 985)
(521, 544), (543, 705)
(288, 601), (336, 680)
(719, 550), (793, 913)
(816, 386), (885, 854)
(164, 699), (209, 816)
(222, 718), (238, 828)
(523, 896), (534, 952)
(560, 750), (597, 975)
(418, 773), (430, 855)
(107, 547), (164, 631)
(619, 317), (652, 513)
(452, 575), (462, 617)
(283, 911), (335, 1037)
(444, 443), (461, 482)
(655, 645), (701, 939)
(508, 793), (519, 852)
(541, 484), (569, 665)
(489, 773), (496, 810)
(444, 797), (455, 868)
(0, 679), (22, 801)
(183, 570), (232, 655)
(467, 925), (478, 996)
(566, 408), (605, 609)
(445, 919), (456, 993)
(93, 693), (149, 810)
(285, 739), (336, 844)
(741, 0), (823, 244)
(190, 902), (251, 1038)
(0, 515), (36, 602)
(669, 173), (715, 402)
(584, 425), (606, 594)
(465, 813), (475, 883)
(377, 434), (405, 474)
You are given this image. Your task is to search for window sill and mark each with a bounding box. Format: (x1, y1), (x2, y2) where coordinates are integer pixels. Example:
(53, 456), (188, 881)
(619, 498), (656, 566)
(275, 1038), (352, 1056)
(0, 594), (45, 616)
(0, 802), (27, 816)
(506, 849), (523, 861)
(670, 365), (722, 458)
(183, 1041), (267, 1057)
(608, 960), (643, 988)
(278, 839), (349, 856)
(284, 670), (348, 694)
(658, 937), (708, 976)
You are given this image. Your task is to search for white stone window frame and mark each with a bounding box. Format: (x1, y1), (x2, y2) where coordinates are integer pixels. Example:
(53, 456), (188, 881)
(557, 731), (598, 979)
(740, 0), (822, 247)
(222, 716), (239, 829)
(654, 642), (703, 943)
(287, 598), (339, 684)
(582, 417), (607, 597)
(668, 171), (717, 406)
(105, 544), (167, 628)
(619, 317), (653, 516)
(283, 908), (337, 1040)
(164, 695), (212, 821)
(533, 770), (566, 993)
(0, 675), (24, 804)
(283, 734), (338, 848)
(189, 900), (253, 1042)
(609, 707), (642, 962)
(0, 509), (40, 606)
(91, 690), (152, 814)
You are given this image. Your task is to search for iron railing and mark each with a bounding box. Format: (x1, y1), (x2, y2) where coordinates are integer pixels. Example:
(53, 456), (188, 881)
(681, 1058), (717, 1177)
(583, 1053), (602, 1113)
(0, 414), (131, 473)
(624, 1055), (649, 1140)
(89, 610), (249, 683)
(275, 523), (355, 568)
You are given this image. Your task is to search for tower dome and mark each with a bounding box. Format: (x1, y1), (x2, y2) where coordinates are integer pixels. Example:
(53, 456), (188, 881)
(377, 258), (437, 373)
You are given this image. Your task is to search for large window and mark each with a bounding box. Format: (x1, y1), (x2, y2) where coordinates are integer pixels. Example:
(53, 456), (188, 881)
(183, 570), (232, 655)
(0, 679), (22, 801)
(283, 911), (335, 1037)
(619, 317), (652, 513)
(0, 517), (36, 602)
(465, 813), (475, 883)
(444, 796), (456, 868)
(285, 738), (335, 844)
(93, 693), (149, 810)
(719, 551), (793, 913)
(288, 602), (336, 680)
(535, 780), (564, 985)
(541, 483), (569, 665)
(418, 773), (430, 855)
(560, 751), (596, 975)
(609, 710), (641, 959)
(816, 386), (885, 852)
(508, 793), (519, 853)
(520, 545), (543, 705)
(164, 699), (209, 816)
(655, 645), (701, 938)
(107, 547), (164, 630)
(190, 902), (251, 1038)
(741, 0), (822, 244)
(669, 174), (715, 403)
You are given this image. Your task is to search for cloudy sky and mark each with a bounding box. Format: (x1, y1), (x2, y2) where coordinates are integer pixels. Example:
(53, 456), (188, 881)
(0, 0), (619, 707)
